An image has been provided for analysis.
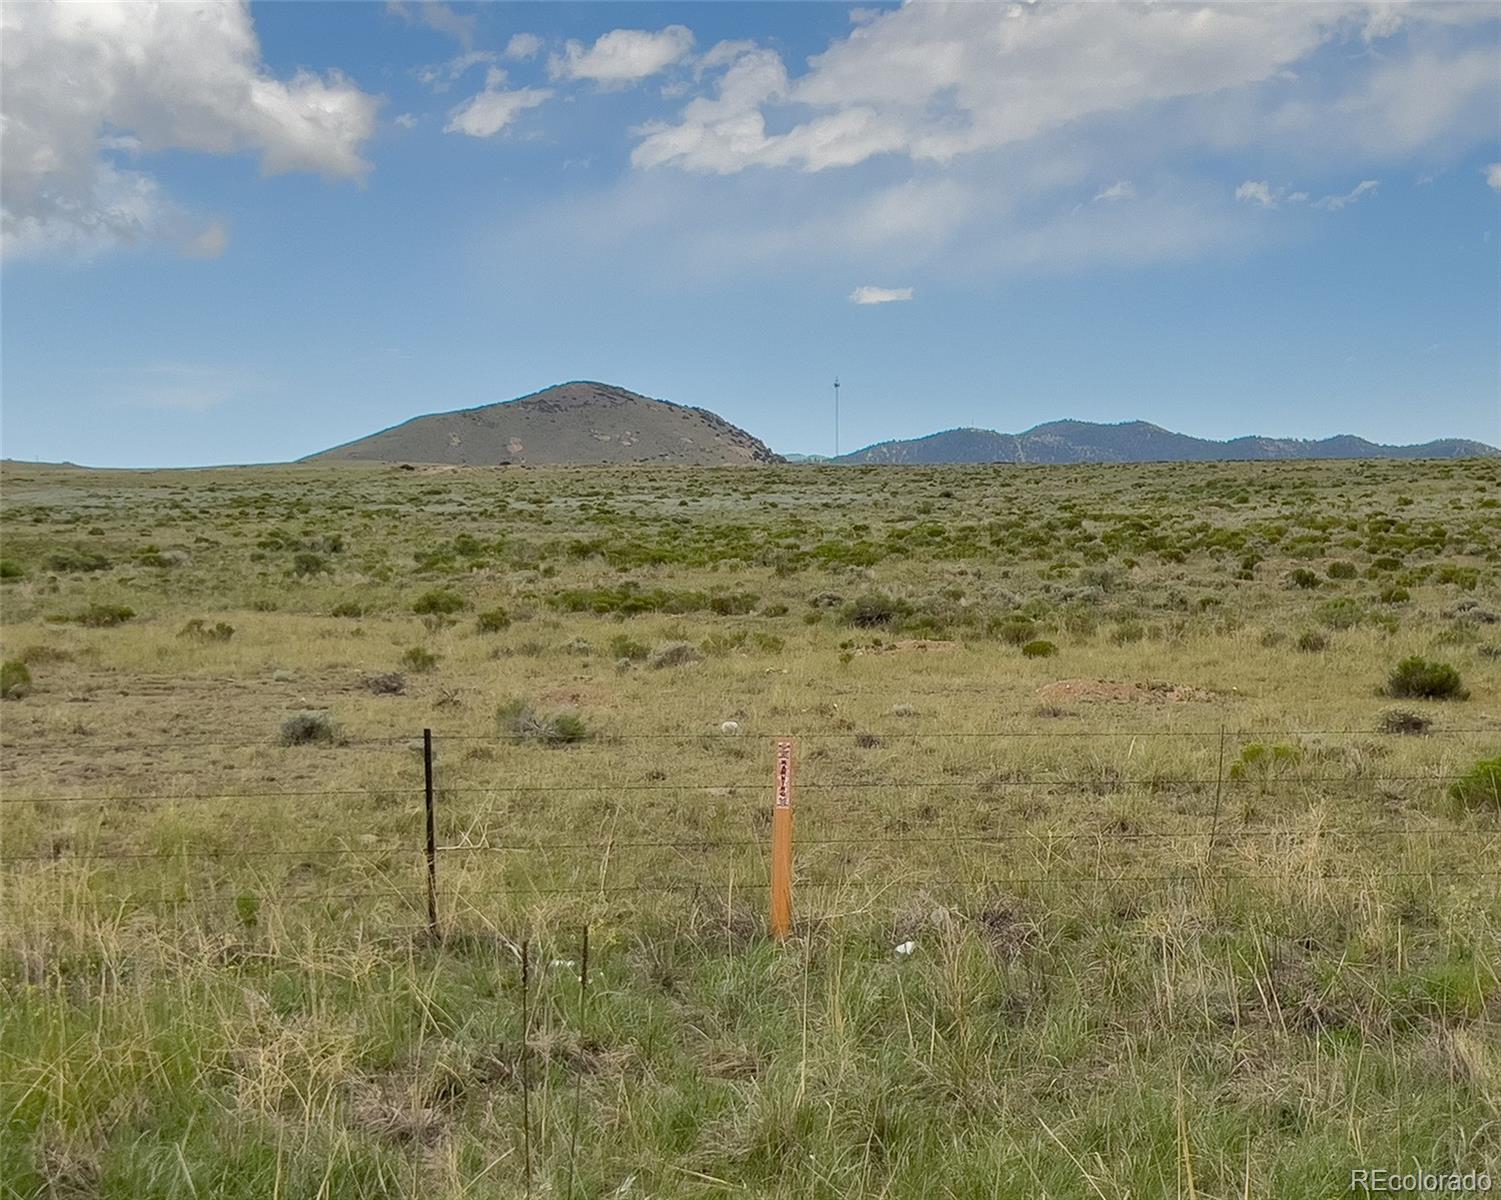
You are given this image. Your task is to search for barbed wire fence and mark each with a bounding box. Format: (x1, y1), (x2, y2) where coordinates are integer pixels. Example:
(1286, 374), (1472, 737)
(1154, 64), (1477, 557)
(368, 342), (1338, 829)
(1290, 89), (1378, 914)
(3, 724), (1497, 937)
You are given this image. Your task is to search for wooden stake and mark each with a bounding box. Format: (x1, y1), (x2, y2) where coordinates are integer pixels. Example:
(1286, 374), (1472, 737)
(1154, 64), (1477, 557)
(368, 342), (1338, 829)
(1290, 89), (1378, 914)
(770, 738), (795, 941)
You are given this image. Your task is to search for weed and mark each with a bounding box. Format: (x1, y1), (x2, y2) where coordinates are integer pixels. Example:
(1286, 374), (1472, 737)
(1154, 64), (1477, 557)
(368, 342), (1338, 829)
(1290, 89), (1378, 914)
(1449, 757), (1501, 811)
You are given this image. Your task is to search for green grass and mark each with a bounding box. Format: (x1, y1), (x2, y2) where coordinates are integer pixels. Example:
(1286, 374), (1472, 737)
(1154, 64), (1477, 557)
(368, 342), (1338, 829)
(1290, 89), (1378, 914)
(1, 456), (1498, 1197)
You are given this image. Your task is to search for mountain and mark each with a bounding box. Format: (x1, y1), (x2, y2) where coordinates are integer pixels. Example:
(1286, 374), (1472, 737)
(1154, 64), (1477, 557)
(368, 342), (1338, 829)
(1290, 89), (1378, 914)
(304, 382), (781, 466)
(834, 420), (1499, 465)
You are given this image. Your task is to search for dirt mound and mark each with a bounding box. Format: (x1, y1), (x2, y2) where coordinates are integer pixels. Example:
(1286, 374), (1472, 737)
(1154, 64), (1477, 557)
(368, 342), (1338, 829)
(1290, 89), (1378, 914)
(1037, 678), (1216, 704)
(303, 381), (781, 467)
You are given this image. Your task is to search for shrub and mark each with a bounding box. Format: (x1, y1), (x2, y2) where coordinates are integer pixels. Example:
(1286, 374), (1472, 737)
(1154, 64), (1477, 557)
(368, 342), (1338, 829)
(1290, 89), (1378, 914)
(331, 600), (365, 618)
(1315, 598), (1366, 630)
(1295, 630), (1329, 653)
(1449, 756), (1500, 811)
(1326, 561), (1358, 580)
(292, 552), (328, 577)
(1384, 656), (1467, 700)
(1379, 709), (1431, 735)
(364, 673), (406, 695)
(47, 548), (111, 573)
(498, 699), (591, 746)
(1111, 621), (1146, 645)
(1, 660), (31, 700)
(70, 603), (135, 628)
(279, 711), (338, 746)
(649, 641), (703, 669)
(989, 616), (1037, 646)
(400, 646), (440, 672)
(178, 618), (234, 642)
(413, 588), (466, 615)
(708, 592), (758, 616)
(0, 559), (24, 581)
(475, 607), (511, 633)
(608, 634), (649, 661)
(1021, 639), (1058, 659)
(1228, 741), (1301, 781)
(1378, 586), (1410, 605)
(842, 592), (911, 628)
(760, 603), (790, 617)
(1287, 568), (1320, 590)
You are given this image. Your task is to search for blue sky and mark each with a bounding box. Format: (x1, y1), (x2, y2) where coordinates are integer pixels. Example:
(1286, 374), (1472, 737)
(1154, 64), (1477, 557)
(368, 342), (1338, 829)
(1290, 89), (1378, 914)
(1, 0), (1498, 466)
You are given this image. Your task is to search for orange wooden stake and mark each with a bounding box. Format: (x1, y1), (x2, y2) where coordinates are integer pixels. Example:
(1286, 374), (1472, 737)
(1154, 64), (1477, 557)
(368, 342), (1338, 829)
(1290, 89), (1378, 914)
(770, 738), (795, 940)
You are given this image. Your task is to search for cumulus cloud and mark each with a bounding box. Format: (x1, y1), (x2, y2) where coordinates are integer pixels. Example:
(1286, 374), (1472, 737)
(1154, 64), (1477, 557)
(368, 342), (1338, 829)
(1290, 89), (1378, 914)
(850, 285), (914, 305)
(445, 86), (552, 138)
(632, 5), (1499, 175)
(1313, 179), (1379, 210)
(504, 33), (542, 62)
(1486, 163), (1501, 191)
(1, 1), (378, 258)
(549, 26), (694, 86)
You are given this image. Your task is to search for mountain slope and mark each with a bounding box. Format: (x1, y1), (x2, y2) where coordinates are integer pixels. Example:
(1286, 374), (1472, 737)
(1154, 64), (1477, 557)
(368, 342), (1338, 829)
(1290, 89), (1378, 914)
(304, 382), (781, 466)
(835, 420), (1498, 465)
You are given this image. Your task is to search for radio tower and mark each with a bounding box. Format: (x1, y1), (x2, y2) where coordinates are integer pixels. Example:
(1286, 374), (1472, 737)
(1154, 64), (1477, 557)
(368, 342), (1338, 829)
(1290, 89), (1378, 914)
(833, 377), (840, 459)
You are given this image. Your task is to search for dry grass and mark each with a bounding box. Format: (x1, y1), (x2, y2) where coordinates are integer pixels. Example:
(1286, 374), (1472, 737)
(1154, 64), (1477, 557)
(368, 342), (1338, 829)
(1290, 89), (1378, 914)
(1, 457), (1498, 1197)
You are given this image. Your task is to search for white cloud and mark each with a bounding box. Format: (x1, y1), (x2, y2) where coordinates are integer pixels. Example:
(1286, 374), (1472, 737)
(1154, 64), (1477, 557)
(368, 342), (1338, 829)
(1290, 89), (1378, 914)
(633, 5), (1499, 176)
(0, 1), (378, 258)
(416, 51), (498, 92)
(445, 86), (552, 138)
(386, 1), (475, 50)
(504, 33), (542, 62)
(1093, 180), (1136, 203)
(1313, 179), (1379, 210)
(394, 113), (419, 129)
(1486, 163), (1501, 191)
(186, 221), (228, 260)
(549, 26), (694, 86)
(1235, 180), (1281, 208)
(695, 40), (759, 78)
(849, 285), (914, 305)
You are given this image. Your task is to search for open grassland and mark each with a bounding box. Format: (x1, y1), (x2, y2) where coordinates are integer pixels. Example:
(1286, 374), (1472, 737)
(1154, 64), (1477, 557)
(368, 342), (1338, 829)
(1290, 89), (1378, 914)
(2, 457), (1499, 1198)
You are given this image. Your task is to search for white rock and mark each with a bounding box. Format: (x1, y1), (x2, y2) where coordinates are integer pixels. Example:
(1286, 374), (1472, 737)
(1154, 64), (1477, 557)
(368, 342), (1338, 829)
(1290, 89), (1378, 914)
(720, 720), (740, 735)
(894, 940), (917, 957)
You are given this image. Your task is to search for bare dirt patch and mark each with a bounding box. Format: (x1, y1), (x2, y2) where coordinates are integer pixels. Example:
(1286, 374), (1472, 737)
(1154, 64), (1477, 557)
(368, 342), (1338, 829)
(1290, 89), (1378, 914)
(1036, 678), (1217, 705)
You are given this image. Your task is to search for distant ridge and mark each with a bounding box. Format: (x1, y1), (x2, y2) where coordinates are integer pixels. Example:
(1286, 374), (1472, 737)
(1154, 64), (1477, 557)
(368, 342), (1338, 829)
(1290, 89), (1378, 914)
(833, 420), (1499, 465)
(304, 382), (781, 466)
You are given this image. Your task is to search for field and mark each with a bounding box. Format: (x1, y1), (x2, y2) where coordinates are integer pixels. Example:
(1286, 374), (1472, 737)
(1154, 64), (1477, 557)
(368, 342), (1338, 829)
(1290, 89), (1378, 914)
(2, 456), (1499, 1199)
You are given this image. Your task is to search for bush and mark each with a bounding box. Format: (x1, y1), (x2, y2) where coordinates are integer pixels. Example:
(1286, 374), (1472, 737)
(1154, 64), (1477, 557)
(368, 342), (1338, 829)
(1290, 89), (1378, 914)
(1, 660), (31, 700)
(498, 699), (591, 746)
(178, 618), (234, 642)
(364, 672), (406, 695)
(1315, 598), (1366, 630)
(1295, 630), (1329, 653)
(1384, 656), (1467, 700)
(69, 603), (135, 628)
(47, 548), (111, 573)
(649, 641), (703, 669)
(1326, 561), (1358, 580)
(1287, 568), (1320, 590)
(989, 615), (1037, 646)
(400, 646), (440, 672)
(1379, 709), (1431, 736)
(475, 607), (512, 633)
(1378, 586), (1410, 605)
(292, 552), (328, 577)
(1021, 639), (1058, 659)
(1449, 756), (1500, 811)
(331, 600), (365, 618)
(279, 711), (338, 746)
(842, 592), (912, 628)
(0, 559), (24, 581)
(413, 588), (466, 615)
(608, 634), (649, 661)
